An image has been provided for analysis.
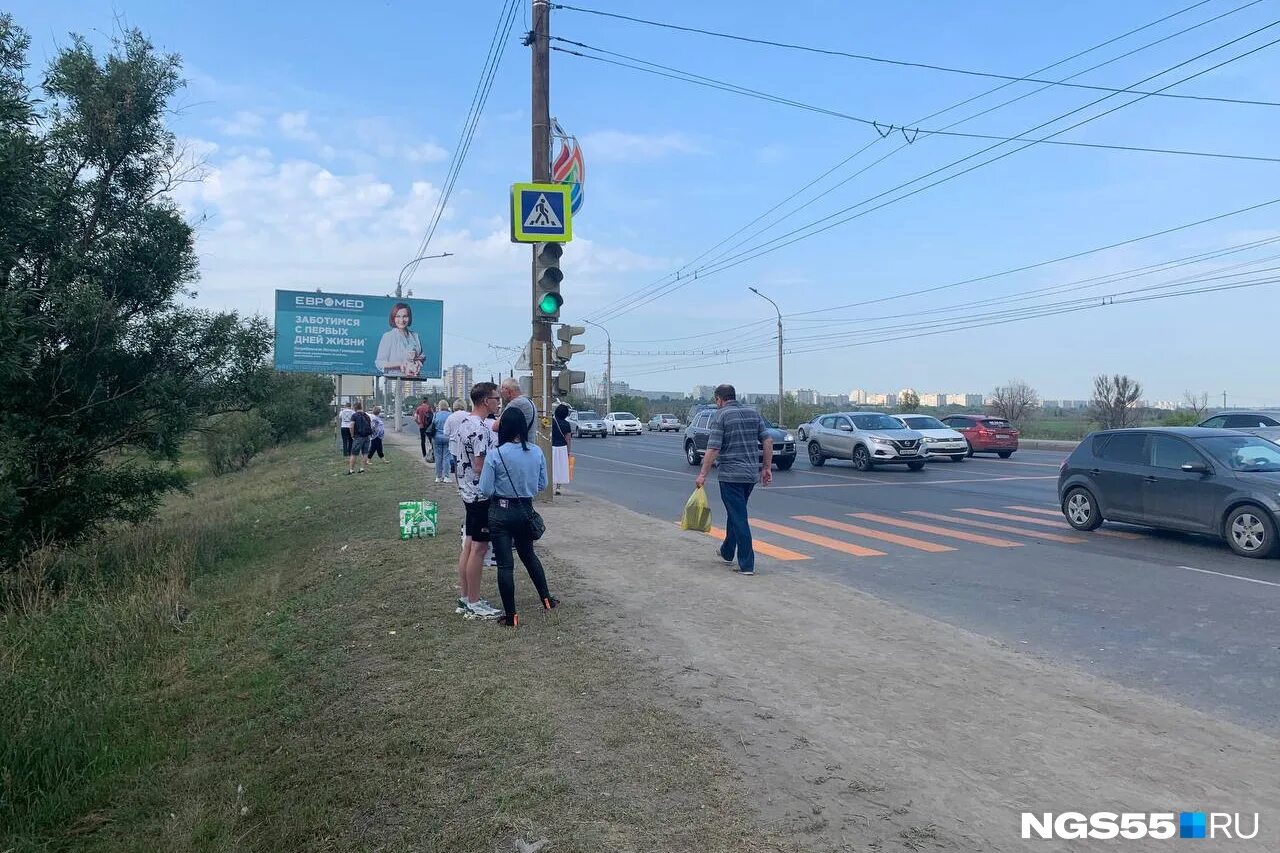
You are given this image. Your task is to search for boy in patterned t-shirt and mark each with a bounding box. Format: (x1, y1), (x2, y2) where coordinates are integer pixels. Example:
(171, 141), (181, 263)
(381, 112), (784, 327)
(452, 382), (501, 618)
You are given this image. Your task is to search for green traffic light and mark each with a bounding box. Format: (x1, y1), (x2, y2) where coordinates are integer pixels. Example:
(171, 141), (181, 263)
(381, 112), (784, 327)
(537, 292), (563, 315)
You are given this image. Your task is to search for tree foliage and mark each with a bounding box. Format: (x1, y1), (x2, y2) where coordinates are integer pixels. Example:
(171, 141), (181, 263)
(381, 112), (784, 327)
(0, 18), (271, 569)
(1090, 374), (1143, 430)
(988, 380), (1040, 423)
(897, 391), (921, 413)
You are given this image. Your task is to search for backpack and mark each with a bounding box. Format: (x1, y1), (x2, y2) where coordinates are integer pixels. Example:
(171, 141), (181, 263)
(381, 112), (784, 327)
(352, 411), (373, 437)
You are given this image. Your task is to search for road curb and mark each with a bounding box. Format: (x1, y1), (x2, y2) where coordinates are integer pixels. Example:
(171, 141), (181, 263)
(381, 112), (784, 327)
(1019, 439), (1080, 451)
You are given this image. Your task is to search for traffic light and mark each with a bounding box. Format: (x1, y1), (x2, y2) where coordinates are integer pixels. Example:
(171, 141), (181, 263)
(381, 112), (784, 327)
(554, 324), (586, 365)
(553, 369), (586, 397)
(534, 242), (564, 321)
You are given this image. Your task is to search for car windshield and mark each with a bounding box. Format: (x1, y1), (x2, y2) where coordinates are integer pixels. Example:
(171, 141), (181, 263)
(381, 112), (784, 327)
(982, 419), (1012, 428)
(1197, 436), (1280, 472)
(576, 412), (598, 420)
(902, 416), (947, 430)
(613, 413), (636, 420)
(853, 415), (905, 431)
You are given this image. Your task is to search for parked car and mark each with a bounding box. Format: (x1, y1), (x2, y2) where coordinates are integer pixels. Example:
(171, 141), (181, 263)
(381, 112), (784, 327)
(807, 411), (926, 471)
(1195, 410), (1280, 444)
(1058, 427), (1280, 558)
(940, 414), (1020, 458)
(568, 410), (608, 438)
(683, 408), (796, 470)
(892, 414), (969, 462)
(796, 416), (820, 442)
(604, 411), (643, 436)
(647, 414), (681, 432)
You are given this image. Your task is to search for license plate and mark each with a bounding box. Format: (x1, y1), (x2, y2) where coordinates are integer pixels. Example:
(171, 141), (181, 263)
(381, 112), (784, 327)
(900, 448), (917, 455)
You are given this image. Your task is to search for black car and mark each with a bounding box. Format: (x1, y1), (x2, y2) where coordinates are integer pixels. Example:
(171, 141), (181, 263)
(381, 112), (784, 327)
(683, 407), (796, 470)
(1057, 427), (1280, 558)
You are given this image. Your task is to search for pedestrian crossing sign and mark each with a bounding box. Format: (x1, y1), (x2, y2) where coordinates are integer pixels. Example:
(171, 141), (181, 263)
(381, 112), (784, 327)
(511, 182), (572, 243)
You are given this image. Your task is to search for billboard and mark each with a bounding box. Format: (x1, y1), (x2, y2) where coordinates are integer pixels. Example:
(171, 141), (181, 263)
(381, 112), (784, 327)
(274, 290), (443, 379)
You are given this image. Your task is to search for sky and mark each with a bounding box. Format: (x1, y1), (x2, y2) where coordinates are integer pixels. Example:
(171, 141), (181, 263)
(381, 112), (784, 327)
(11, 0), (1280, 405)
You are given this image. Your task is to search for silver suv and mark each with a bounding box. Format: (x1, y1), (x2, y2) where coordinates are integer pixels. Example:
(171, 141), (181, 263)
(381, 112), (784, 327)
(807, 411), (926, 471)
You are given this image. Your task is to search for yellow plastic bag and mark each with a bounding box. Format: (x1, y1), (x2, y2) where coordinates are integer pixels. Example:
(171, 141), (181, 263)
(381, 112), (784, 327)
(679, 486), (712, 532)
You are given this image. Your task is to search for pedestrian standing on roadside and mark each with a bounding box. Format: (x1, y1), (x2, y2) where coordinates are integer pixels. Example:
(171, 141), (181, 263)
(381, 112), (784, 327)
(444, 398), (468, 479)
(695, 384), (772, 576)
(414, 396), (434, 459)
(431, 400), (452, 483)
(480, 406), (558, 627)
(551, 403), (572, 496)
(451, 382), (501, 619)
(338, 401), (355, 462)
(366, 405), (388, 464)
(494, 378), (536, 442)
(348, 400), (374, 475)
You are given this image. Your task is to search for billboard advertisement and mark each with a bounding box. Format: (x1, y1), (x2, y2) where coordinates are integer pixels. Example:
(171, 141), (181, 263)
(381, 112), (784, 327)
(274, 290), (443, 379)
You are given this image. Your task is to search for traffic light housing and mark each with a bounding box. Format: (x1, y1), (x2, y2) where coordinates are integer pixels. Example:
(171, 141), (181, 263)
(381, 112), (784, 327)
(554, 324), (586, 364)
(553, 369), (586, 397)
(534, 242), (564, 321)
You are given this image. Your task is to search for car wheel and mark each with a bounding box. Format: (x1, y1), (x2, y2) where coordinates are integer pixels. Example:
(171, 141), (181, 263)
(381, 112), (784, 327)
(997, 451), (1013, 459)
(852, 445), (874, 471)
(1062, 487), (1103, 531)
(907, 461), (925, 471)
(685, 442), (701, 466)
(808, 441), (825, 467)
(776, 458), (794, 471)
(1224, 505), (1277, 558)
(797, 426), (808, 441)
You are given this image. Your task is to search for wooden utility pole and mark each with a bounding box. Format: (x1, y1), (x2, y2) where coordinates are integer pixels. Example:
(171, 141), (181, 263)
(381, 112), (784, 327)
(530, 0), (554, 500)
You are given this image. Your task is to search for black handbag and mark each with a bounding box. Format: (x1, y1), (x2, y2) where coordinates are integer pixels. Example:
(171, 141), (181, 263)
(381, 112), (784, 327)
(496, 446), (546, 540)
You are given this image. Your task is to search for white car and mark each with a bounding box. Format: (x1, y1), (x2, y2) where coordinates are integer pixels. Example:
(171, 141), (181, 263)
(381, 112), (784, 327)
(893, 414), (969, 462)
(604, 411), (643, 435)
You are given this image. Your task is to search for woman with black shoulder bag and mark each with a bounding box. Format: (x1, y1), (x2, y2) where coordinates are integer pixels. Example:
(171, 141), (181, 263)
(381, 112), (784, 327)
(478, 407), (559, 627)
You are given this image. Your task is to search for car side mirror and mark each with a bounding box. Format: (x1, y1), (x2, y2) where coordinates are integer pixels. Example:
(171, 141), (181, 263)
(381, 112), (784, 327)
(1181, 461), (1211, 475)
(837, 424), (853, 432)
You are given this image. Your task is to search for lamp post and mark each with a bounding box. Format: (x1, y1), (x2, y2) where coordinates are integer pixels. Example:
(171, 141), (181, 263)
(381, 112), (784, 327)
(395, 252), (453, 299)
(748, 286), (783, 427)
(582, 319), (611, 416)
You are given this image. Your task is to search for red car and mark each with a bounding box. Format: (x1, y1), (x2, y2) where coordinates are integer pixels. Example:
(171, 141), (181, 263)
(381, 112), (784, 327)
(940, 414), (1020, 458)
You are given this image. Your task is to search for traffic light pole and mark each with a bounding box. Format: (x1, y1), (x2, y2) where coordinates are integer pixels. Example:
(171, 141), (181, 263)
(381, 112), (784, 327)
(582, 318), (611, 416)
(531, 0), (553, 501)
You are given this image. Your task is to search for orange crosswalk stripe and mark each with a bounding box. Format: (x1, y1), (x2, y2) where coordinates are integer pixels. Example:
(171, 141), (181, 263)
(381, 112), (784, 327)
(751, 519), (887, 557)
(704, 526), (811, 561)
(795, 515), (955, 553)
(905, 510), (1086, 544)
(1006, 505), (1065, 517)
(851, 513), (1024, 548)
(957, 508), (1143, 539)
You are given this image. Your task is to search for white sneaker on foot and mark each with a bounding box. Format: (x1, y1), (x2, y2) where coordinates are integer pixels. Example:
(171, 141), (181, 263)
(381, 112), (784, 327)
(466, 599), (501, 619)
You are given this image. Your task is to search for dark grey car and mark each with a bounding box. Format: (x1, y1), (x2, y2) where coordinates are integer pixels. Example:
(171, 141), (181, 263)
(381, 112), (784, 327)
(683, 407), (796, 470)
(1057, 427), (1280, 558)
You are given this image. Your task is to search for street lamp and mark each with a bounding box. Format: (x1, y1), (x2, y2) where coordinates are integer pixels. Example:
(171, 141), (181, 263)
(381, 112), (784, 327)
(582, 319), (612, 415)
(395, 252), (453, 298)
(748, 286), (783, 427)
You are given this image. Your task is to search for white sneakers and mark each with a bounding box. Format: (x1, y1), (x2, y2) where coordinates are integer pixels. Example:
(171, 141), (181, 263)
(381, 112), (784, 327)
(460, 598), (501, 619)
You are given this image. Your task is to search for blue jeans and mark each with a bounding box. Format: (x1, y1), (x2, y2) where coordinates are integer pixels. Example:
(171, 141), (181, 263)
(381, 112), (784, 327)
(434, 438), (451, 479)
(717, 480), (756, 572)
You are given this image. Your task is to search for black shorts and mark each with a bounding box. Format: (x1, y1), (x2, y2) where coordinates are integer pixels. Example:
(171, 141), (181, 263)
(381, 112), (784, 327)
(464, 500), (492, 542)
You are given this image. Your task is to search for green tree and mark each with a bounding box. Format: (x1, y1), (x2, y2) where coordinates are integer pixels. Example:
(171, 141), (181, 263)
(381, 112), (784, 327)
(897, 391), (921, 413)
(0, 19), (270, 570)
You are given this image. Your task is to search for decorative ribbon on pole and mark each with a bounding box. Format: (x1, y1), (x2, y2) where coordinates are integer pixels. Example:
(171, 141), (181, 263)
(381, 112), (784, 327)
(551, 118), (585, 215)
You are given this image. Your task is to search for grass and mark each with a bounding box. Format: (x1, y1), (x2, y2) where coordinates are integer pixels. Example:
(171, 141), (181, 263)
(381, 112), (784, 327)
(1, 433), (802, 853)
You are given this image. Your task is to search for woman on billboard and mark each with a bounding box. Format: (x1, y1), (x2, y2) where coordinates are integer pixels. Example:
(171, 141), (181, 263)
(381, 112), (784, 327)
(376, 302), (424, 377)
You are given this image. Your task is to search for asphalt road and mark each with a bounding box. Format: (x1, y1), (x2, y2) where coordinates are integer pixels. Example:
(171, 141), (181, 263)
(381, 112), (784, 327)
(565, 428), (1280, 734)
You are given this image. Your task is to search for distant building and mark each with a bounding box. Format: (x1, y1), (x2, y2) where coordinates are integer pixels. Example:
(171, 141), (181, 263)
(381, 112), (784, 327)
(1152, 400), (1178, 411)
(920, 393), (946, 407)
(791, 388), (821, 405)
(692, 384), (716, 400)
(848, 388), (867, 404)
(445, 364), (473, 401)
(945, 393), (984, 408)
(866, 393), (896, 407)
(819, 394), (847, 407)
(898, 387), (917, 403)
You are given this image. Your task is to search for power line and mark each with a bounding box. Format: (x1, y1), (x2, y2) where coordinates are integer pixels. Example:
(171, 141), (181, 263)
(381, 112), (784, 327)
(404, 0), (521, 288)
(582, 0), (1257, 326)
(551, 40), (1280, 163)
(593, 23), (1280, 321)
(551, 2), (1279, 107)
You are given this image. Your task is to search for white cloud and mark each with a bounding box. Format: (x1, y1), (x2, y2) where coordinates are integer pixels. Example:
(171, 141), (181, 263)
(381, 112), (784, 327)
(214, 110), (265, 137)
(580, 130), (704, 163)
(405, 142), (449, 163)
(278, 111), (320, 143)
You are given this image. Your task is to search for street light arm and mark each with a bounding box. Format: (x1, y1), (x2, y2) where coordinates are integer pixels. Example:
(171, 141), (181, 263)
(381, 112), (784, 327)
(396, 252), (454, 297)
(748, 286), (781, 320)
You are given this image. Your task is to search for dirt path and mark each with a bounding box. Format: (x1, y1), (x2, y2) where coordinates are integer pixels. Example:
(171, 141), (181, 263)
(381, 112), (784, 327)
(538, 489), (1279, 852)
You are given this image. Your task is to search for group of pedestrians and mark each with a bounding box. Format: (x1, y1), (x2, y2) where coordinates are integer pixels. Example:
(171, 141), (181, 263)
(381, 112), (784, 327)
(445, 379), (558, 627)
(337, 399), (388, 475)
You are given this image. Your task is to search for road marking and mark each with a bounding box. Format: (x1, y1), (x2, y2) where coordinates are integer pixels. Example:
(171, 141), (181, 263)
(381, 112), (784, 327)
(751, 519), (887, 557)
(1005, 505), (1065, 517)
(956, 508), (1144, 539)
(967, 458), (1064, 468)
(572, 452), (690, 479)
(1177, 565), (1280, 588)
(767, 475), (1058, 490)
(795, 516), (955, 552)
(906, 511), (1087, 544)
(705, 526), (811, 561)
(850, 513), (1024, 548)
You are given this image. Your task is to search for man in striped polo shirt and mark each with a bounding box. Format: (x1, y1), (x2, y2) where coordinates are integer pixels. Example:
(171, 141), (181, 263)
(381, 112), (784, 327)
(695, 383), (773, 576)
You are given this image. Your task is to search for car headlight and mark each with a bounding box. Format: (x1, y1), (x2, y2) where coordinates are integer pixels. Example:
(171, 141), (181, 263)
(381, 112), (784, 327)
(870, 436), (892, 445)
(784, 434), (794, 442)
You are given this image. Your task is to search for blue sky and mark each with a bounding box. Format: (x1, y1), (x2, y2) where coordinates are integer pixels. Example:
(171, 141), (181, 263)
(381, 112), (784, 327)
(13, 0), (1280, 404)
